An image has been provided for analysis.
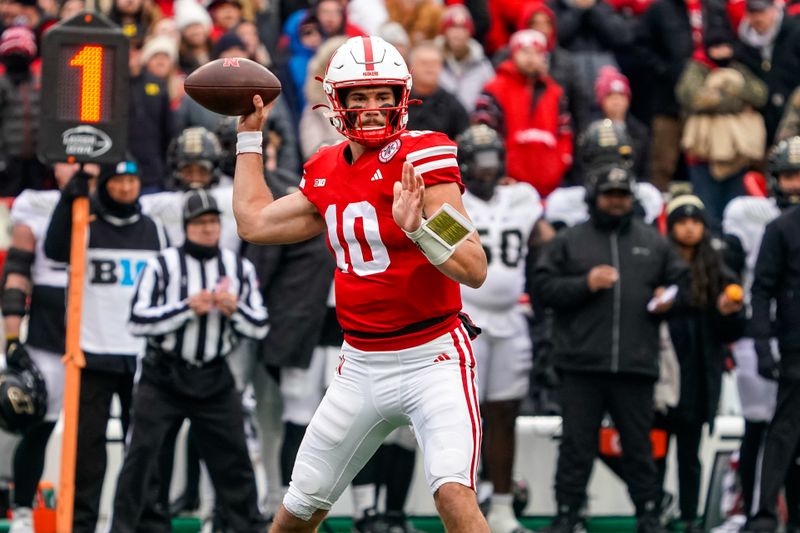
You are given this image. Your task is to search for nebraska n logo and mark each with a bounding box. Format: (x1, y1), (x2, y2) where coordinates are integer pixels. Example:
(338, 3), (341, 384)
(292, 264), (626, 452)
(223, 58), (241, 67)
(371, 169), (383, 181)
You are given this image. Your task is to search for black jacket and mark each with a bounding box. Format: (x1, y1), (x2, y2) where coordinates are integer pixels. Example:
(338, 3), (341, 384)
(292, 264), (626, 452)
(44, 193), (168, 374)
(734, 16), (800, 144)
(667, 269), (744, 426)
(407, 87), (470, 140)
(128, 72), (174, 190)
(751, 206), (800, 375)
(552, 0), (634, 54)
(533, 216), (688, 378)
(635, 0), (730, 118)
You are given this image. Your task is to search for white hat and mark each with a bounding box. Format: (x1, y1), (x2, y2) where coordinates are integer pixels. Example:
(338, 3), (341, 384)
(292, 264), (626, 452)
(175, 0), (212, 32)
(378, 22), (410, 49)
(141, 35), (178, 65)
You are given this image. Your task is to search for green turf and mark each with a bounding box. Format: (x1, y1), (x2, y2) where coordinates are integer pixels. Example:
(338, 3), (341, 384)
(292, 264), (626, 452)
(0, 516), (639, 532)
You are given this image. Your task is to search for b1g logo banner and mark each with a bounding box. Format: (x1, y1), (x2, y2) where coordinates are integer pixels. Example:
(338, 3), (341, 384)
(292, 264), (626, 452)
(90, 258), (147, 286)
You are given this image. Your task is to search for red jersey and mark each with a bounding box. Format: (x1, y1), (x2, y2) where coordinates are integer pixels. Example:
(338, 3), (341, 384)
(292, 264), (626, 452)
(300, 131), (465, 351)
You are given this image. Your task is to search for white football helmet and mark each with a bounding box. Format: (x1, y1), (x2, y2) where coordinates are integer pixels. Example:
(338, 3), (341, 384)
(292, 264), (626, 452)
(320, 36), (413, 148)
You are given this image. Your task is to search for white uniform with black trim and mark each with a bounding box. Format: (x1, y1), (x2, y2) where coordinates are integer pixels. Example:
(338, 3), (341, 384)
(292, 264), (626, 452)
(545, 182), (664, 227)
(722, 196), (781, 421)
(461, 183), (539, 402)
(140, 185), (241, 252)
(9, 190), (66, 420)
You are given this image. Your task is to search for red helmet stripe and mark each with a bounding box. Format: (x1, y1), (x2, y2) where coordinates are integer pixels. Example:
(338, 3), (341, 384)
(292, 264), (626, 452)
(361, 36), (375, 71)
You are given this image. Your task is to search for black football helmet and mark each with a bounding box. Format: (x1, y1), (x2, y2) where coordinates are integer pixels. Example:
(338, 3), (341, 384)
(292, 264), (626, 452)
(767, 136), (800, 208)
(578, 119), (634, 173)
(456, 124), (505, 201)
(0, 362), (47, 434)
(167, 127), (223, 190)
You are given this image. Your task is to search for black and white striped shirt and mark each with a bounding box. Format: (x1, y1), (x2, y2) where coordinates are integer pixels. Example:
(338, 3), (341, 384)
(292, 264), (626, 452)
(129, 246), (268, 365)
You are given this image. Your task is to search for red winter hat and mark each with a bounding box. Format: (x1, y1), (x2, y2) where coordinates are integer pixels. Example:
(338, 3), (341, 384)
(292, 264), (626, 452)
(518, 2), (557, 50)
(441, 4), (475, 35)
(594, 66), (631, 104)
(0, 26), (37, 58)
(509, 29), (548, 54)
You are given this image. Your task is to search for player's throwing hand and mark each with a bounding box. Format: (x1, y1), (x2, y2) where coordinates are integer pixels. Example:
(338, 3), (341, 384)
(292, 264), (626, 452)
(393, 162), (425, 232)
(237, 95), (272, 133)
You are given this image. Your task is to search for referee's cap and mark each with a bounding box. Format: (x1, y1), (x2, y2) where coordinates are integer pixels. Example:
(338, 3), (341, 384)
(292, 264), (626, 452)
(183, 189), (222, 223)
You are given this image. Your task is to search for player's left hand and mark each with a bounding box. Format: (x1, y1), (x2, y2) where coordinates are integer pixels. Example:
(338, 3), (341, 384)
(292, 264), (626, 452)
(393, 162), (425, 232)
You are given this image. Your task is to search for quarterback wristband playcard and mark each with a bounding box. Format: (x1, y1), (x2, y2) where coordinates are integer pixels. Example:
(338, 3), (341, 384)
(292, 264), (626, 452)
(422, 203), (475, 249)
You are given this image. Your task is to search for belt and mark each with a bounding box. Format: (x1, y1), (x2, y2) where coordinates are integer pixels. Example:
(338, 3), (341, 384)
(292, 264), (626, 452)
(343, 314), (451, 340)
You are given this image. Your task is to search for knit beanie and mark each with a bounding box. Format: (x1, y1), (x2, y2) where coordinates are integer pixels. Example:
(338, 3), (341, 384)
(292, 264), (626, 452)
(212, 31), (245, 58)
(666, 194), (707, 228)
(0, 26), (37, 58)
(594, 66), (631, 105)
(141, 35), (178, 66)
(440, 4), (475, 36)
(175, 0), (212, 32)
(509, 29), (548, 54)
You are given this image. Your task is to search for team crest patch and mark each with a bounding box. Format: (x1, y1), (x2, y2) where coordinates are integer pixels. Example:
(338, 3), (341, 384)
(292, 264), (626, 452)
(379, 139), (402, 163)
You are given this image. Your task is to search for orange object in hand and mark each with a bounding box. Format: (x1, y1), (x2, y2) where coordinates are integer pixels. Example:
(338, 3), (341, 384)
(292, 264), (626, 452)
(725, 284), (744, 302)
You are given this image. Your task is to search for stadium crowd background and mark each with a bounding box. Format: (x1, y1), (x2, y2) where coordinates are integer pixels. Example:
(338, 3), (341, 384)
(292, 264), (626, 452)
(1, 0), (800, 531)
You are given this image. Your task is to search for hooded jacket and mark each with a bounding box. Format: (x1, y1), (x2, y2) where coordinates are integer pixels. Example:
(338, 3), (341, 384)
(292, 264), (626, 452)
(517, 2), (591, 140)
(477, 60), (572, 197)
(533, 214), (688, 377)
(43, 176), (169, 373)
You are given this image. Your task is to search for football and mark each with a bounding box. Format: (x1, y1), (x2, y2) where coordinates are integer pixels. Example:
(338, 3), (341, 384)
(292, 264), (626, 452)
(184, 58), (282, 116)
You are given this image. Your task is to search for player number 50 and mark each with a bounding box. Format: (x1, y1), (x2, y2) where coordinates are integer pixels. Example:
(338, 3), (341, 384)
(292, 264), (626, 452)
(325, 202), (391, 276)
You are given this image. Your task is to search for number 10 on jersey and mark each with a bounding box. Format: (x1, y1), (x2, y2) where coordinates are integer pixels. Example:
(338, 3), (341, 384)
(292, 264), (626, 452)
(325, 202), (391, 276)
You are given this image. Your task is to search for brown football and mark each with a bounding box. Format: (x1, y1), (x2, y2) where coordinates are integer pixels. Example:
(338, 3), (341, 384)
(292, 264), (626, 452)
(184, 57), (282, 116)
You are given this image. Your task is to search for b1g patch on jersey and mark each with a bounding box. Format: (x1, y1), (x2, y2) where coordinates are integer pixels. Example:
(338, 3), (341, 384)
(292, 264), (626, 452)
(379, 139), (402, 163)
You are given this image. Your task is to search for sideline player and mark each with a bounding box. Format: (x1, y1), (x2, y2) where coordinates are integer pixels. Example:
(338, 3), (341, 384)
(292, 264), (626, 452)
(718, 137), (800, 532)
(1, 163), (98, 533)
(457, 125), (547, 533)
(233, 36), (490, 532)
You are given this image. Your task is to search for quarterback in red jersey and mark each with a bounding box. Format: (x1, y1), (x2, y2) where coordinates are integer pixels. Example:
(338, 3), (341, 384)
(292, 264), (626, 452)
(234, 36), (489, 533)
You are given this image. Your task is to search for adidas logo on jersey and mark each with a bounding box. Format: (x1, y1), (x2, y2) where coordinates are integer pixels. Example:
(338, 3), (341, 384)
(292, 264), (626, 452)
(433, 353), (451, 363)
(371, 169), (383, 181)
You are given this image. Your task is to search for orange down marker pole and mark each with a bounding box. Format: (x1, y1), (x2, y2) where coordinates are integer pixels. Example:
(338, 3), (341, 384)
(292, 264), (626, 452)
(57, 196), (89, 533)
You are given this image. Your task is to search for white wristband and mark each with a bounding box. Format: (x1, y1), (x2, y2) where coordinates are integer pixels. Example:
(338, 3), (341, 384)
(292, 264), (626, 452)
(404, 225), (454, 265)
(236, 131), (263, 155)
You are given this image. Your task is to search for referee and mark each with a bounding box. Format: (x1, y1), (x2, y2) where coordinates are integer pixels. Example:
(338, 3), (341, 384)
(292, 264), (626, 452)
(108, 189), (269, 533)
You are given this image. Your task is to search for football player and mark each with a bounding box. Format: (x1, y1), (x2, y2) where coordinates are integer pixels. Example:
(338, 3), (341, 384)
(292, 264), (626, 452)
(234, 36), (490, 532)
(1, 163), (97, 533)
(545, 120), (663, 230)
(718, 137), (800, 532)
(457, 125), (550, 533)
(140, 126), (241, 251)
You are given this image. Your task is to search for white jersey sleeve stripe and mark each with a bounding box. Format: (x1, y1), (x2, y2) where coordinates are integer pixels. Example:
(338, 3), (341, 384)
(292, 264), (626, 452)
(406, 145), (458, 163)
(412, 157), (459, 175)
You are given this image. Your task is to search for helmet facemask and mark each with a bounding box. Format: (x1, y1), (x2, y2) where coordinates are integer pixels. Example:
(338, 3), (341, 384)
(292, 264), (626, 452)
(323, 81), (410, 148)
(463, 150), (503, 201)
